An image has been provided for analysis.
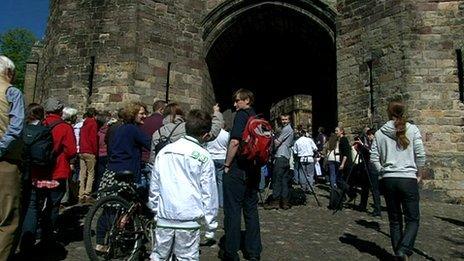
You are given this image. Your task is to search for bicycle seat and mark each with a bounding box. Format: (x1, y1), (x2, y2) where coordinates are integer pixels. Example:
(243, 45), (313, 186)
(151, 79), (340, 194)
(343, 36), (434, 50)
(115, 170), (133, 183)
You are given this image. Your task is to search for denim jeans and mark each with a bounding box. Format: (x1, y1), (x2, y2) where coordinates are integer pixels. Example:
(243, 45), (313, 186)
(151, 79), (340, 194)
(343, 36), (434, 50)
(20, 188), (42, 252)
(213, 159), (225, 208)
(21, 180), (66, 250)
(222, 160), (262, 260)
(328, 161), (341, 188)
(272, 157), (290, 200)
(383, 177), (420, 256)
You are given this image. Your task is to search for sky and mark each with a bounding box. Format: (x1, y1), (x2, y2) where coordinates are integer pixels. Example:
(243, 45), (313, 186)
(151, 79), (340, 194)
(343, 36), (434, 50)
(0, 0), (49, 39)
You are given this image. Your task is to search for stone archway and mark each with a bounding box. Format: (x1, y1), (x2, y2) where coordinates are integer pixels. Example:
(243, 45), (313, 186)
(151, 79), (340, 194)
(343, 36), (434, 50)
(202, 0), (338, 133)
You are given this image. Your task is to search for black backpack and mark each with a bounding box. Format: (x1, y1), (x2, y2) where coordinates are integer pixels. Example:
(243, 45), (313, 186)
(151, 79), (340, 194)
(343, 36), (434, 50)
(289, 187), (307, 206)
(153, 122), (182, 155)
(23, 120), (63, 166)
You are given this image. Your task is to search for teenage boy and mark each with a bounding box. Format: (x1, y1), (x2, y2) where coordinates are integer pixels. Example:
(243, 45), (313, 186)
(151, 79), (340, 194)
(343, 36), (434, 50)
(148, 109), (218, 260)
(222, 88), (262, 260)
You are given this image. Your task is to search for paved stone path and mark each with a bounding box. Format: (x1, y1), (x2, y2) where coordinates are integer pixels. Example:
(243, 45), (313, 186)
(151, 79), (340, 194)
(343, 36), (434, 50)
(19, 184), (464, 260)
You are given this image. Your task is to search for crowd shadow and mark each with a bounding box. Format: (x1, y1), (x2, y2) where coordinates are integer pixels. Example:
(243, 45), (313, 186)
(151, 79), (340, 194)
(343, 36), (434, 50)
(434, 216), (464, 227)
(339, 233), (395, 260)
(56, 204), (89, 244)
(12, 204), (90, 261)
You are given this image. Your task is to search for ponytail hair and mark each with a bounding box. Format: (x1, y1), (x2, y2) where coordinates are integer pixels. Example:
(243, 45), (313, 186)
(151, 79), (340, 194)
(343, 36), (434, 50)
(387, 101), (410, 149)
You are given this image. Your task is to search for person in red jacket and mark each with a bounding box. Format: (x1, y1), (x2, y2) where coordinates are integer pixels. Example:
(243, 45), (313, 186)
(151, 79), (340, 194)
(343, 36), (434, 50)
(78, 108), (98, 202)
(42, 97), (77, 244)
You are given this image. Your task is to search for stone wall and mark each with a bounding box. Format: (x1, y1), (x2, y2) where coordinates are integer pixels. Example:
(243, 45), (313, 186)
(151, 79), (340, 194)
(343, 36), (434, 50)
(337, 0), (410, 134)
(337, 0), (464, 201)
(37, 0), (139, 112)
(133, 0), (215, 113)
(404, 0), (464, 201)
(205, 0), (337, 12)
(23, 43), (43, 104)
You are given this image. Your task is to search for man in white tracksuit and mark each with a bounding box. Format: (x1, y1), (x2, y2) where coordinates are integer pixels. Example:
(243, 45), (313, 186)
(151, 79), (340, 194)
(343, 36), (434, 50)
(148, 109), (218, 261)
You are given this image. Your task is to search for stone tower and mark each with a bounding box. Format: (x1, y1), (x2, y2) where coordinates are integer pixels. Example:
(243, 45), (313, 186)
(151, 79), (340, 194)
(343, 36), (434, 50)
(25, 0), (464, 201)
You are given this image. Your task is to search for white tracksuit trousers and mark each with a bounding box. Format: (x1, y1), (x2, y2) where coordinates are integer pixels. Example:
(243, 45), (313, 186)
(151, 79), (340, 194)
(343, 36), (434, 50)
(150, 227), (200, 261)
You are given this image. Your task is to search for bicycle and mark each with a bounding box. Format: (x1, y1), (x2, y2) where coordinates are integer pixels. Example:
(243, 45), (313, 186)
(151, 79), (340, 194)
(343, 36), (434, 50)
(83, 171), (155, 260)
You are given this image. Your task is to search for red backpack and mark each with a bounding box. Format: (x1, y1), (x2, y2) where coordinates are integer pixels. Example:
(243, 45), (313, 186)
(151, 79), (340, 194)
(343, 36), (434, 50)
(240, 115), (273, 165)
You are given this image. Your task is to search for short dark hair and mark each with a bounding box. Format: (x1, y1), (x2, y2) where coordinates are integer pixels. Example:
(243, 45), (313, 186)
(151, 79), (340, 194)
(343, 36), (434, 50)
(26, 103), (44, 124)
(233, 88), (254, 105)
(366, 128), (375, 136)
(152, 100), (166, 113)
(185, 109), (212, 139)
(84, 107), (97, 118)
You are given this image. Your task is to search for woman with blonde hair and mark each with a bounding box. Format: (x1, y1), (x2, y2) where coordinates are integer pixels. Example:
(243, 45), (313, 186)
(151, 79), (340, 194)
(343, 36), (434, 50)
(371, 101), (426, 260)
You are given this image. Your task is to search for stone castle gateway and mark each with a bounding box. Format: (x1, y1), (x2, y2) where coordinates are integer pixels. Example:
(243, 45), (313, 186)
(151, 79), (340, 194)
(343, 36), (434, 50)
(24, 0), (464, 201)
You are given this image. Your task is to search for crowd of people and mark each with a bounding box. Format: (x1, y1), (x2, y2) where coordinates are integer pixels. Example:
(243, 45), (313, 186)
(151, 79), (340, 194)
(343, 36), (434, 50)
(0, 55), (426, 261)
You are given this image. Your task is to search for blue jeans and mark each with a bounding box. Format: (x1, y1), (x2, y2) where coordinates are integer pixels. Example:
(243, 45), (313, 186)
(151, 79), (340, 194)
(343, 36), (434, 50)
(328, 161), (341, 188)
(20, 188), (41, 252)
(213, 159), (225, 208)
(21, 181), (66, 250)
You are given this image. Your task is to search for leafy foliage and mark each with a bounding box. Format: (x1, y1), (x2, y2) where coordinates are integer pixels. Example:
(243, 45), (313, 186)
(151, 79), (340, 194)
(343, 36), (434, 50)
(0, 28), (37, 91)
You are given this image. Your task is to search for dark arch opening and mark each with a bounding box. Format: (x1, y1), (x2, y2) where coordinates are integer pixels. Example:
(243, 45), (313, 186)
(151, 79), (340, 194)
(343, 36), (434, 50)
(205, 3), (337, 134)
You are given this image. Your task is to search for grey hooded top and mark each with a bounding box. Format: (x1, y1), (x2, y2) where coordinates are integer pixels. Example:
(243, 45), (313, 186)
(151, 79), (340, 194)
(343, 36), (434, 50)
(370, 120), (426, 179)
(149, 111), (224, 164)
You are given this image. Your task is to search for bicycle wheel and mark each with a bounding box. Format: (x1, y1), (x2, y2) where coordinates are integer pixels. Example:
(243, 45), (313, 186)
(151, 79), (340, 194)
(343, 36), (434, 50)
(83, 195), (143, 261)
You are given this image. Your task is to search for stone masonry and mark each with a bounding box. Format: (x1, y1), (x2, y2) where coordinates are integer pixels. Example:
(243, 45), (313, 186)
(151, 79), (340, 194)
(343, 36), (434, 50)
(24, 0), (464, 201)
(337, 0), (464, 202)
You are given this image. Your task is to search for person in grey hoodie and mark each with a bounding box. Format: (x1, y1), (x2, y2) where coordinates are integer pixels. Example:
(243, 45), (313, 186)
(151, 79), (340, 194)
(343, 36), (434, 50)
(371, 101), (426, 260)
(149, 102), (223, 164)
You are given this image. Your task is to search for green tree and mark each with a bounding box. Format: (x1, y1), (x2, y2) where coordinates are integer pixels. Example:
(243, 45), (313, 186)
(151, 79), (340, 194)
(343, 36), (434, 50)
(0, 28), (37, 91)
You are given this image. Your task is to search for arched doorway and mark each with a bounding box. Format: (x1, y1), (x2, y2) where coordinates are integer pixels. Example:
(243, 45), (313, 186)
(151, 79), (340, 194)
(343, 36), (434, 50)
(203, 1), (337, 134)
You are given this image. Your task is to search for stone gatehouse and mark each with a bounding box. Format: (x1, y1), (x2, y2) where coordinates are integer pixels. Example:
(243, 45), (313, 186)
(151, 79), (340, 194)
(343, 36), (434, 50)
(24, 0), (464, 201)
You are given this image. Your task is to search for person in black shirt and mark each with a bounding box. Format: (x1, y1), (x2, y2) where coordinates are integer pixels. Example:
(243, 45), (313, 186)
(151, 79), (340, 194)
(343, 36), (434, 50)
(222, 88), (262, 261)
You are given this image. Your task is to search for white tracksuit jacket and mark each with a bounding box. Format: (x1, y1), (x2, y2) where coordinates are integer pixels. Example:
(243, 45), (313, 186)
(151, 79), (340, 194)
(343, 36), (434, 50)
(148, 136), (218, 238)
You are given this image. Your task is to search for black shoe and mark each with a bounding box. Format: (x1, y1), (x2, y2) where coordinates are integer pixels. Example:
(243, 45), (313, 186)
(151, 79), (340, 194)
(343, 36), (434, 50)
(280, 199), (291, 210)
(263, 200), (280, 210)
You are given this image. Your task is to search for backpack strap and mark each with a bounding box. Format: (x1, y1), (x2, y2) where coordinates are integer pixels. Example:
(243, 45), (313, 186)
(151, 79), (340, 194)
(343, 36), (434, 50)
(47, 119), (65, 129)
(167, 122), (182, 140)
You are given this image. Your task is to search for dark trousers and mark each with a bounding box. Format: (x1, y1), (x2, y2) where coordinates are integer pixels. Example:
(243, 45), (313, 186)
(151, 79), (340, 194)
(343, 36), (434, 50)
(383, 178), (420, 256)
(222, 161), (262, 260)
(359, 164), (381, 213)
(272, 157), (290, 200)
(94, 155), (108, 192)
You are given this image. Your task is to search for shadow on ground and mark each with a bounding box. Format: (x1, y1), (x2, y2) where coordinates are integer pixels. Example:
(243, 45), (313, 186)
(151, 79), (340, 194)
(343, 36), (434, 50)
(339, 233), (395, 260)
(12, 204), (90, 261)
(434, 216), (464, 227)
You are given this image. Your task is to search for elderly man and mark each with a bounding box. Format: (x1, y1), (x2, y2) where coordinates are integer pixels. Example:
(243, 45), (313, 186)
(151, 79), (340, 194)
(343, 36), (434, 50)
(0, 56), (25, 260)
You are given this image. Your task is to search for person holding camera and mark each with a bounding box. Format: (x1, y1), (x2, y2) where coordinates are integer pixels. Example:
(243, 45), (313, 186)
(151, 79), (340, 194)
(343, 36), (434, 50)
(353, 129), (381, 217)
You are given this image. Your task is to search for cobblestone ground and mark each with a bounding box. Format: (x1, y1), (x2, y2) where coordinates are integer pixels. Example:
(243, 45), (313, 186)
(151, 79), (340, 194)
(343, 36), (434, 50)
(22, 184), (464, 260)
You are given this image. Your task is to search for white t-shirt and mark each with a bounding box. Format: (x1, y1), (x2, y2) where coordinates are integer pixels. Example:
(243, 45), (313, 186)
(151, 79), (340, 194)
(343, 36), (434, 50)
(206, 129), (229, 160)
(73, 120), (84, 153)
(293, 136), (318, 163)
